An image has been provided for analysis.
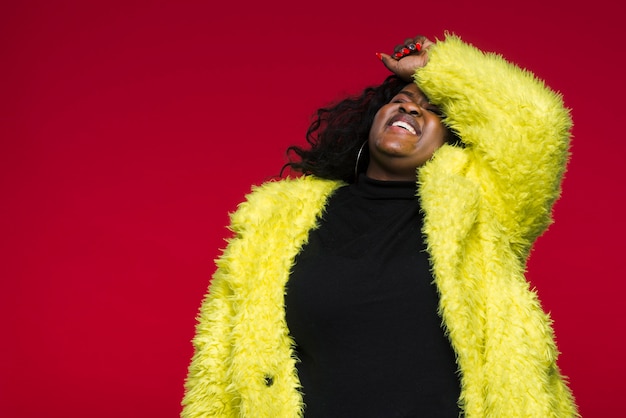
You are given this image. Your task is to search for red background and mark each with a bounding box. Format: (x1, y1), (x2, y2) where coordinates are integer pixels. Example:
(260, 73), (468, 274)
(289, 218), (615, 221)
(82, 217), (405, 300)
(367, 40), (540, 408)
(1, 1), (624, 416)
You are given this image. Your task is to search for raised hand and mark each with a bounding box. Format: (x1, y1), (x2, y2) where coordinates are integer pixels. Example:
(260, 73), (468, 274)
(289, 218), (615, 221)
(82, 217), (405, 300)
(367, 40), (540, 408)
(378, 35), (435, 82)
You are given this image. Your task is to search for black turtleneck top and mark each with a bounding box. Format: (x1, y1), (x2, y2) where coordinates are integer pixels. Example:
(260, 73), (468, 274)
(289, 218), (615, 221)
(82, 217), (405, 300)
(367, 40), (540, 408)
(284, 175), (461, 417)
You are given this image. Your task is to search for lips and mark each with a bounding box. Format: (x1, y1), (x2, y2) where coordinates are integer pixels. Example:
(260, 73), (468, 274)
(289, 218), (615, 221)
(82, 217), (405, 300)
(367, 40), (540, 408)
(387, 114), (420, 136)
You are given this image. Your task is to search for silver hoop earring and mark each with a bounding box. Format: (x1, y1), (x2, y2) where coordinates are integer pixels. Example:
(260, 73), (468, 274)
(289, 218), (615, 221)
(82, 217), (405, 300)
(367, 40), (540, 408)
(354, 141), (368, 182)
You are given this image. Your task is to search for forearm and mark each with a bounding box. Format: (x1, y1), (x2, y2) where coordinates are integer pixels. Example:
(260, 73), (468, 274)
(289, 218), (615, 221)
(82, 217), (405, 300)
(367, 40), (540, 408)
(417, 34), (572, 244)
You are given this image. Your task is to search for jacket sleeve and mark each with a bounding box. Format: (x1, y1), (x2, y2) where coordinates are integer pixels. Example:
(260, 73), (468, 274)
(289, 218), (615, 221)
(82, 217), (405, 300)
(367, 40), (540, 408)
(416, 34), (572, 254)
(181, 242), (238, 417)
(416, 35), (578, 417)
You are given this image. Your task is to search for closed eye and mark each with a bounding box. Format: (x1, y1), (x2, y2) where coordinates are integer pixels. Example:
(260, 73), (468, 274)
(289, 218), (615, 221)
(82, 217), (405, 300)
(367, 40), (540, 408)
(392, 92), (445, 116)
(426, 106), (445, 117)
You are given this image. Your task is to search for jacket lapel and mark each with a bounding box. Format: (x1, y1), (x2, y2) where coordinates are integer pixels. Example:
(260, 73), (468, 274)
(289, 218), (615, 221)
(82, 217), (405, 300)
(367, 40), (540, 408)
(418, 145), (485, 412)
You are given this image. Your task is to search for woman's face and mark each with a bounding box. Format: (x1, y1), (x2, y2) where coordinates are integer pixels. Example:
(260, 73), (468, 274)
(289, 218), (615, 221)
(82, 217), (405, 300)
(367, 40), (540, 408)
(366, 83), (447, 181)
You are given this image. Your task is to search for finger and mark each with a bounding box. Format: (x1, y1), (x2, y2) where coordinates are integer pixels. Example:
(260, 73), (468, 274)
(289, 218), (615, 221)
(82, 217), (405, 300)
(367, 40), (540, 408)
(414, 35), (434, 50)
(378, 53), (399, 72)
(393, 38), (424, 59)
(406, 42), (422, 53)
(392, 45), (414, 59)
(421, 38), (434, 50)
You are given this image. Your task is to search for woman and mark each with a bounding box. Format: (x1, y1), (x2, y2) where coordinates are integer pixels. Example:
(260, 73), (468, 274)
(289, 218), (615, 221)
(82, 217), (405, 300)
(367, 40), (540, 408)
(182, 33), (578, 417)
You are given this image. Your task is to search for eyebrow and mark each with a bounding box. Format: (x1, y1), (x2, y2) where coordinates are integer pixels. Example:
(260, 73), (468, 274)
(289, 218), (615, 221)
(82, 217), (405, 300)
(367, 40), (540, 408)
(397, 89), (429, 104)
(398, 90), (417, 98)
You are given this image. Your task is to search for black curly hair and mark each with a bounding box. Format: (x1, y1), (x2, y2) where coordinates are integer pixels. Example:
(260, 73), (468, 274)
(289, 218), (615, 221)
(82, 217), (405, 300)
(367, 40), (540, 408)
(283, 74), (461, 183)
(282, 75), (409, 183)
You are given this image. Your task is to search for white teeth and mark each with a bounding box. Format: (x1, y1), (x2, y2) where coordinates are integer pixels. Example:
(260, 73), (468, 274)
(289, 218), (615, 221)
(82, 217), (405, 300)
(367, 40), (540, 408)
(391, 121), (416, 135)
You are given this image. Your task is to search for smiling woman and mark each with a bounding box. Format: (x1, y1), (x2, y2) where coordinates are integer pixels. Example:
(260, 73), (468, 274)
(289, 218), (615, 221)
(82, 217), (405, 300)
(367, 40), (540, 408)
(367, 83), (450, 180)
(181, 33), (578, 417)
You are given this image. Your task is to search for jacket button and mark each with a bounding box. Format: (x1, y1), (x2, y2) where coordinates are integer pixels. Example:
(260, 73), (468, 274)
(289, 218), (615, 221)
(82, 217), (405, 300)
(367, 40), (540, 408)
(264, 375), (274, 387)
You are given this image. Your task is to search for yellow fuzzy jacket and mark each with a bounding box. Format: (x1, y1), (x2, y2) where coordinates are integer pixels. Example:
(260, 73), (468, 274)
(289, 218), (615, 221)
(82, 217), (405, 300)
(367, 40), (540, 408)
(182, 35), (578, 417)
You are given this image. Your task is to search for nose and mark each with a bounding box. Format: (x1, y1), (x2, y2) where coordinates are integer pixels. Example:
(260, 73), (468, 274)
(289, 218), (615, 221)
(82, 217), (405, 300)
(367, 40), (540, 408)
(399, 102), (421, 116)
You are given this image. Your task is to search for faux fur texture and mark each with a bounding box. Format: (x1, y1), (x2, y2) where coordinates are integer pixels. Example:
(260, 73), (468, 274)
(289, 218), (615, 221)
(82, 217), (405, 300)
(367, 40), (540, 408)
(182, 34), (578, 417)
